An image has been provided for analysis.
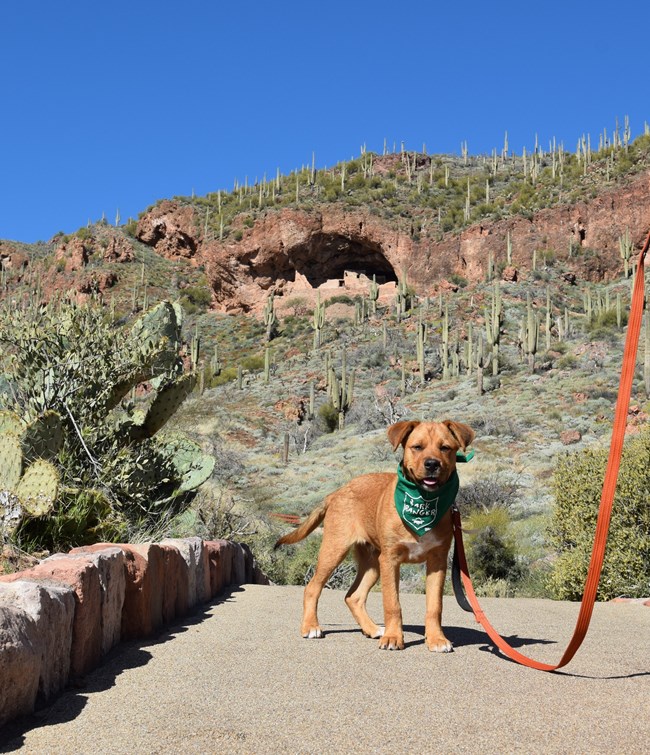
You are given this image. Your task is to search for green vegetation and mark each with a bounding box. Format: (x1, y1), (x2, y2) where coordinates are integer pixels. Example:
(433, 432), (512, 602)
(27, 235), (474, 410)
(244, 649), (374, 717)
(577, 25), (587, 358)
(548, 430), (650, 600)
(2, 121), (650, 600)
(0, 299), (214, 551)
(172, 130), (650, 244)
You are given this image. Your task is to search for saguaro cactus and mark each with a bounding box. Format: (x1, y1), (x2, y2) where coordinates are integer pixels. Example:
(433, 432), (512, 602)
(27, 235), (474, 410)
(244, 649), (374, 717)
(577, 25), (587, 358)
(440, 301), (450, 380)
(263, 292), (277, 341)
(476, 333), (486, 395)
(484, 280), (502, 376)
(545, 287), (552, 351)
(312, 292), (325, 349)
(369, 275), (379, 315)
(416, 314), (427, 384)
(329, 349), (355, 429)
(619, 228), (633, 279)
(524, 294), (539, 373)
(395, 274), (411, 319)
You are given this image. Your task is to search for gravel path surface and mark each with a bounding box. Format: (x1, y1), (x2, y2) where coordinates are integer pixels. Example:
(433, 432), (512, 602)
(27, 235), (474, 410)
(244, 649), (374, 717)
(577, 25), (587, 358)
(1, 584), (648, 754)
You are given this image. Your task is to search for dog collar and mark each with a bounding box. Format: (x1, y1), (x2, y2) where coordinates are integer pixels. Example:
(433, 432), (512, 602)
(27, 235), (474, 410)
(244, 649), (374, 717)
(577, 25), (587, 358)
(394, 465), (459, 537)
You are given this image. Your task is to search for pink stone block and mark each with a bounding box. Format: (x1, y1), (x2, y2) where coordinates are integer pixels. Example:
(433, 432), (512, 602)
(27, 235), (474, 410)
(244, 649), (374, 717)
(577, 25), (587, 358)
(161, 538), (209, 608)
(0, 603), (40, 726)
(159, 543), (189, 622)
(66, 546), (126, 654)
(0, 580), (75, 705)
(232, 543), (246, 586)
(2, 555), (102, 678)
(120, 544), (165, 639)
(205, 540), (234, 596)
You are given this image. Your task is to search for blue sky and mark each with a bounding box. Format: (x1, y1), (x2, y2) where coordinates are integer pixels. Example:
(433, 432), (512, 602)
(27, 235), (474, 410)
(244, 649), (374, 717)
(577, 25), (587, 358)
(2, 0), (649, 243)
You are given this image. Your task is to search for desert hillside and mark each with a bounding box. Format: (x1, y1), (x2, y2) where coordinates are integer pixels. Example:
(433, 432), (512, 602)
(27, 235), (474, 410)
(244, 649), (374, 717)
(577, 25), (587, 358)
(1, 131), (649, 598)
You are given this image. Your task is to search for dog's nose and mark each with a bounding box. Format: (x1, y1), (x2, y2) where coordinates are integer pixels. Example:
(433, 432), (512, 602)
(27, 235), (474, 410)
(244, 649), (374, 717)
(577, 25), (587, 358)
(424, 458), (441, 473)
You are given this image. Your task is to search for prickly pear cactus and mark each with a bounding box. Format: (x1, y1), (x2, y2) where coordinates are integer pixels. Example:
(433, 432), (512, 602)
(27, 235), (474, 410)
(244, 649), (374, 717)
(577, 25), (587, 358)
(0, 433), (23, 491)
(0, 410), (24, 437)
(0, 299), (212, 547)
(130, 300), (183, 365)
(0, 419), (59, 538)
(138, 373), (197, 438)
(16, 460), (59, 517)
(160, 434), (215, 495)
(22, 410), (64, 461)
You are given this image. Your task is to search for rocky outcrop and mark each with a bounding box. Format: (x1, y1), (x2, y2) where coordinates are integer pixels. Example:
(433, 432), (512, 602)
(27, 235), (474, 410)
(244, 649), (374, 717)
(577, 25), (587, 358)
(135, 200), (199, 259)
(0, 538), (269, 728)
(135, 169), (650, 313)
(54, 237), (88, 273)
(0, 242), (29, 276)
(102, 234), (134, 263)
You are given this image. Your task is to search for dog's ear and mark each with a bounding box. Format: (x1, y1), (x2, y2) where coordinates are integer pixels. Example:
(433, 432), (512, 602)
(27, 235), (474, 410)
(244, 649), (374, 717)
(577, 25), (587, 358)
(387, 420), (420, 451)
(442, 420), (475, 450)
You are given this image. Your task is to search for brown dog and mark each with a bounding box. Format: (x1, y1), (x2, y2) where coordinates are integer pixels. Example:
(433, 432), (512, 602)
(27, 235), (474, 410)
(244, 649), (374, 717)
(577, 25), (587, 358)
(275, 419), (475, 651)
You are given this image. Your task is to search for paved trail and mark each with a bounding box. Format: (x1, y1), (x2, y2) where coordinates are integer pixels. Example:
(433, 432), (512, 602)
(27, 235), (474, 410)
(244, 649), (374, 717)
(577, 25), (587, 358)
(1, 585), (648, 754)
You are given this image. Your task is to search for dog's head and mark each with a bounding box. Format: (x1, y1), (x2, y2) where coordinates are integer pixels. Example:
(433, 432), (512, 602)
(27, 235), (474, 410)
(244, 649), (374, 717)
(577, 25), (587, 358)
(387, 420), (475, 491)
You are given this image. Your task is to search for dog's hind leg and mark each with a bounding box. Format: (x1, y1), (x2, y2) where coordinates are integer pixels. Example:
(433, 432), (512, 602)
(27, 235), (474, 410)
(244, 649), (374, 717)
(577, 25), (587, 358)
(301, 538), (350, 639)
(345, 544), (384, 639)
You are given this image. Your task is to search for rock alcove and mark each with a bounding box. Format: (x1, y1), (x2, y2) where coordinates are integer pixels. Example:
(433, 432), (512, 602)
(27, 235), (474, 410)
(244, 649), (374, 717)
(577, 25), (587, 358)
(288, 232), (398, 287)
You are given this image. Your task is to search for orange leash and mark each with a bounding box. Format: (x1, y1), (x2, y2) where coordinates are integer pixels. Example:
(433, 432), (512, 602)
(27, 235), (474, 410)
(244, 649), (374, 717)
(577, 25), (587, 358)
(452, 230), (650, 671)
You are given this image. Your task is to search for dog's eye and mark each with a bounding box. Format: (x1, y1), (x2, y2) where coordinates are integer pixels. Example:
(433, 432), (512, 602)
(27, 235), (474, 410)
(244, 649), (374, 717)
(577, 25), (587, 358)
(410, 444), (423, 451)
(440, 445), (452, 452)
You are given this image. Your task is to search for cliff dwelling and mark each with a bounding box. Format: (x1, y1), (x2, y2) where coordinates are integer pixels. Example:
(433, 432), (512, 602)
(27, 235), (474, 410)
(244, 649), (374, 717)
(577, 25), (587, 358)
(285, 232), (398, 290)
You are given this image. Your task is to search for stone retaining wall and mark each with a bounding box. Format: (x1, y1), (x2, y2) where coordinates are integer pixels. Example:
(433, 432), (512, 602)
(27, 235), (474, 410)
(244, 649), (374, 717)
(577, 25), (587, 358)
(0, 537), (269, 728)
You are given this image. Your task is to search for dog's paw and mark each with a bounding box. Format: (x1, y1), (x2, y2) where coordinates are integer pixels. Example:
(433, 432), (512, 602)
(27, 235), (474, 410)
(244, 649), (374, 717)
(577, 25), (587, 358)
(378, 634), (404, 650)
(426, 637), (454, 653)
(362, 625), (385, 639)
(302, 627), (323, 639)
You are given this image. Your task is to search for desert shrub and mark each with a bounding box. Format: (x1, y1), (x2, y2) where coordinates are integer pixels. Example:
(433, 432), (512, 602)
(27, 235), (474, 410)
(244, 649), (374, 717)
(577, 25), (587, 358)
(75, 227), (92, 241)
(181, 285), (212, 309)
(240, 354), (265, 372)
(548, 430), (650, 599)
(325, 294), (357, 307)
(450, 273), (468, 288)
(345, 400), (386, 432)
(457, 473), (521, 514)
(557, 353), (578, 370)
(587, 308), (628, 334)
(464, 508), (526, 586)
(210, 366), (238, 386)
(318, 402), (339, 432)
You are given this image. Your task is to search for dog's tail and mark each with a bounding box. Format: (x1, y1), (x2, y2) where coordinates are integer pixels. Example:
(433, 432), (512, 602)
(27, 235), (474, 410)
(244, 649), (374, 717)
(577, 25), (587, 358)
(274, 501), (328, 549)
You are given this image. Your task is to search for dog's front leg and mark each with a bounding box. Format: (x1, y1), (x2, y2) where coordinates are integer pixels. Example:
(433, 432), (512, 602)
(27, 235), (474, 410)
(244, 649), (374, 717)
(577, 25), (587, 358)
(424, 550), (453, 652)
(378, 552), (404, 650)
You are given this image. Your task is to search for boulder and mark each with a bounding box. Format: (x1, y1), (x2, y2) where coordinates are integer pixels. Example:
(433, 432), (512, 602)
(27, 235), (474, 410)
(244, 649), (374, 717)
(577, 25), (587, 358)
(0, 603), (40, 726)
(560, 429), (582, 445)
(205, 540), (233, 597)
(232, 543), (246, 586)
(159, 543), (190, 622)
(1, 555), (102, 678)
(0, 580), (75, 705)
(119, 544), (165, 639)
(68, 546), (126, 654)
(161, 538), (210, 607)
(54, 237), (88, 273)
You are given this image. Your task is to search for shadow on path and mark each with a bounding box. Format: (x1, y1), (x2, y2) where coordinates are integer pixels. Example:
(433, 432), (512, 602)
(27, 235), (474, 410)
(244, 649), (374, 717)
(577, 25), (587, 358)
(0, 588), (244, 752)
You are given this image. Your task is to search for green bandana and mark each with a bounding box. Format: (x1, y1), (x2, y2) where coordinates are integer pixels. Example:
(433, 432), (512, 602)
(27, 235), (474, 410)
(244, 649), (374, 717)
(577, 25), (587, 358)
(394, 465), (460, 536)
